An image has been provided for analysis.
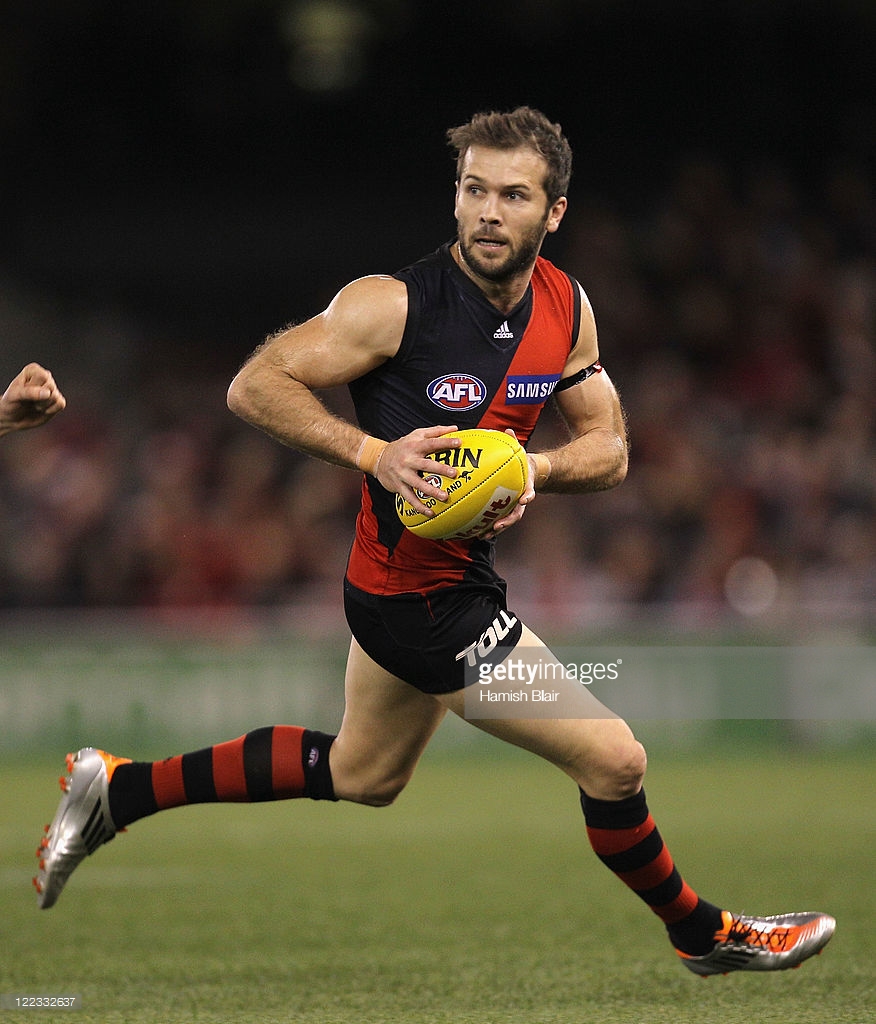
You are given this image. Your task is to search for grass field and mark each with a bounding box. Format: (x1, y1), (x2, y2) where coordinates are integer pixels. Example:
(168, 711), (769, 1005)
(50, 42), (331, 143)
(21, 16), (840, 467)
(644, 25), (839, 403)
(2, 743), (874, 1024)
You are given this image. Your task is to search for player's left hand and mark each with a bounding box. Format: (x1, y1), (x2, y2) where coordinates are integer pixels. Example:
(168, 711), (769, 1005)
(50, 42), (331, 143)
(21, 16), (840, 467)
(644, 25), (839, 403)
(481, 429), (536, 539)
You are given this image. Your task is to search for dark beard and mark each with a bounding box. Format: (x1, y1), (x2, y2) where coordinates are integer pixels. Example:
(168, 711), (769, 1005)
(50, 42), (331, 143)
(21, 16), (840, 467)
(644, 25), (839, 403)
(456, 218), (547, 283)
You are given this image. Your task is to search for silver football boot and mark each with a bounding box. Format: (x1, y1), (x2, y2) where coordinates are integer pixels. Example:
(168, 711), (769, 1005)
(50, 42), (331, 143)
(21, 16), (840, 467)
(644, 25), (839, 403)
(34, 747), (127, 909)
(677, 910), (836, 976)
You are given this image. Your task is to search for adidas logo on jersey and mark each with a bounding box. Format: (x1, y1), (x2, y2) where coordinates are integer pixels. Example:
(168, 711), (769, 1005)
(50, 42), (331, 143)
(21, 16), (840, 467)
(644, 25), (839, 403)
(493, 320), (514, 340)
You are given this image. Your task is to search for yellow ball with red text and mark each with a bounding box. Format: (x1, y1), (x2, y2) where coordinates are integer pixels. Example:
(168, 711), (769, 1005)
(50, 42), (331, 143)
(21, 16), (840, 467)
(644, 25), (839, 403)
(395, 428), (528, 540)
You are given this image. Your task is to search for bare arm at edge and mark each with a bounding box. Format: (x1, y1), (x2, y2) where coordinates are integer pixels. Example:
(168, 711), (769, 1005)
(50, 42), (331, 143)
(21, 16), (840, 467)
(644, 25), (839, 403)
(0, 363), (66, 437)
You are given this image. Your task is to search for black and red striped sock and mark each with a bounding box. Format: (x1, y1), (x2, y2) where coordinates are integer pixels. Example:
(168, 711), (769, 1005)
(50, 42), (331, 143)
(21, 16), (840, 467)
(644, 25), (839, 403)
(108, 727), (337, 828)
(580, 788), (723, 955)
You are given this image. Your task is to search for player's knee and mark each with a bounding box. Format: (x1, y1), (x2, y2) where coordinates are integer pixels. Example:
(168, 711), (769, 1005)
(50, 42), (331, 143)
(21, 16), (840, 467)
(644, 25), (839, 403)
(354, 781), (405, 807)
(345, 768), (411, 807)
(611, 738), (647, 797)
(585, 733), (647, 801)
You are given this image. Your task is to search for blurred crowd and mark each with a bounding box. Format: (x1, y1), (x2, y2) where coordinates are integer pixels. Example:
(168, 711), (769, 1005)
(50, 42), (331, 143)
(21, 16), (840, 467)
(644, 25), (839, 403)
(1, 154), (874, 627)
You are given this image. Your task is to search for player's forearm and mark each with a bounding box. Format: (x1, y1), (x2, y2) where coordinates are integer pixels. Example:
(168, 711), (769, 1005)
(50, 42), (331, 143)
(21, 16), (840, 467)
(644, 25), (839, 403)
(227, 366), (369, 472)
(534, 427), (628, 493)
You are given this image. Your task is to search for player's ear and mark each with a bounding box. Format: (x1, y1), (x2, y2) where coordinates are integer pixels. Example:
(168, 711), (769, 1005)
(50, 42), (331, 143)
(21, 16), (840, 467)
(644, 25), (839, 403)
(546, 196), (567, 234)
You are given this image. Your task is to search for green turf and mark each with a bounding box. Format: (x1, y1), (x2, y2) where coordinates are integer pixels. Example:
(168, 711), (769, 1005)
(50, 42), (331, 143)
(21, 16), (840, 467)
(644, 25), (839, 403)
(2, 745), (873, 1023)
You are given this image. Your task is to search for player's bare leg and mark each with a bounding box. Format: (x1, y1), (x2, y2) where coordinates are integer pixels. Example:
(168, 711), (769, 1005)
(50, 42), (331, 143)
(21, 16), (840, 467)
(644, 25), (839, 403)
(436, 625), (835, 975)
(329, 637), (448, 806)
(34, 638), (447, 908)
(435, 626), (645, 799)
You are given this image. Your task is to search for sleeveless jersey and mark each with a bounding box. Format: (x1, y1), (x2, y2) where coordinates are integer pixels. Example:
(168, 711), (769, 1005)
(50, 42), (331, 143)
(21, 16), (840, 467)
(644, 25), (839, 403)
(345, 241), (582, 596)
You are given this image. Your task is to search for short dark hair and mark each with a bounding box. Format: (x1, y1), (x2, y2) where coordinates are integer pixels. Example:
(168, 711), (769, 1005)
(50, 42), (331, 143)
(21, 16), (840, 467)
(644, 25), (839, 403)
(446, 106), (572, 203)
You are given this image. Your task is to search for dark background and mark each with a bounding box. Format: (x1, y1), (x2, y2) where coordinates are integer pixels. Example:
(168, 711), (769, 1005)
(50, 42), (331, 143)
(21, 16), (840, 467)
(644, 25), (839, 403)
(3, 0), (873, 355)
(1, 0), (873, 614)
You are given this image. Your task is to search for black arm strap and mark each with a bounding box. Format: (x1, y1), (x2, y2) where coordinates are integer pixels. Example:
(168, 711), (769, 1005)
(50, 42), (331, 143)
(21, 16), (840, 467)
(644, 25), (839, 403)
(554, 361), (603, 393)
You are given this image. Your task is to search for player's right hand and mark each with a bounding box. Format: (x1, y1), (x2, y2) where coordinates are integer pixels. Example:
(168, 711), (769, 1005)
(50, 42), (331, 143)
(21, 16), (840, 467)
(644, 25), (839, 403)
(377, 425), (461, 516)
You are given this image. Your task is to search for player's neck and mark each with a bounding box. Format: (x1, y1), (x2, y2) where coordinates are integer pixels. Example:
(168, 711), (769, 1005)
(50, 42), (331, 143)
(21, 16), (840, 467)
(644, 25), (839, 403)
(452, 241), (532, 316)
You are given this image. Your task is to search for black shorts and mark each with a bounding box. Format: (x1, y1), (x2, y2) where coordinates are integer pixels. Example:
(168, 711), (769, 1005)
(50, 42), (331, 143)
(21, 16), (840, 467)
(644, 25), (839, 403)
(343, 578), (524, 694)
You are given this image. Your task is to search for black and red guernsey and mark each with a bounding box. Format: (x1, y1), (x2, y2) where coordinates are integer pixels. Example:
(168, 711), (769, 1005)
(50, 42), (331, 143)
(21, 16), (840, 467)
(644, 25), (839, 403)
(346, 241), (582, 596)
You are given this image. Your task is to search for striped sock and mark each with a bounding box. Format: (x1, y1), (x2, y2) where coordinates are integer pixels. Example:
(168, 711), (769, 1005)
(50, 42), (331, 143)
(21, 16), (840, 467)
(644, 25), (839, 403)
(580, 788), (723, 955)
(108, 727), (337, 828)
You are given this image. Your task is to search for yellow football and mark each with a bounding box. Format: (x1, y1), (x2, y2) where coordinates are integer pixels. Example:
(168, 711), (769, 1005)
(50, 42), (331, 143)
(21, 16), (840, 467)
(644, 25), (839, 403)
(395, 428), (529, 540)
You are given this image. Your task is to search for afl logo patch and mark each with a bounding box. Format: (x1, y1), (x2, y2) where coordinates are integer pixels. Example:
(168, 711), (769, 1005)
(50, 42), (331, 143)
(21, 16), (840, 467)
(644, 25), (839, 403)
(427, 374), (487, 411)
